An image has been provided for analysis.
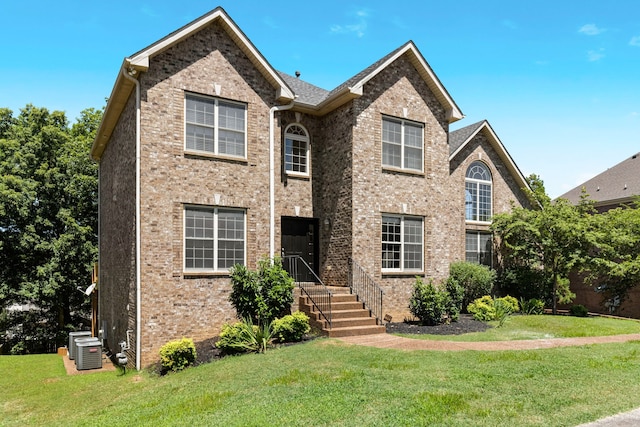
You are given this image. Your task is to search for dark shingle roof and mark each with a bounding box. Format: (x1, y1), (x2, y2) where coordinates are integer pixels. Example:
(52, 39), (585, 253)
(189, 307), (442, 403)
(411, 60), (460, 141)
(558, 152), (640, 205)
(449, 120), (486, 155)
(277, 72), (330, 106)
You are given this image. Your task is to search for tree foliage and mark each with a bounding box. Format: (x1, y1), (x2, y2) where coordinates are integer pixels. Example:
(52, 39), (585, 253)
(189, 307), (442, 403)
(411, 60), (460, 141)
(491, 175), (588, 313)
(0, 105), (100, 353)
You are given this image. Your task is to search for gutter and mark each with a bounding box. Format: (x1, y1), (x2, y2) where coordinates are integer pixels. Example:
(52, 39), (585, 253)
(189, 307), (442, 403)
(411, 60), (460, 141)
(120, 65), (142, 371)
(268, 100), (296, 260)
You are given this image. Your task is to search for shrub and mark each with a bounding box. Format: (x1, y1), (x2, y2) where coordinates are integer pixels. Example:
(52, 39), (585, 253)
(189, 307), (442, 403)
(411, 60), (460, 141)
(159, 338), (197, 373)
(449, 261), (496, 311)
(570, 304), (589, 317)
(229, 257), (294, 324)
(409, 278), (448, 325)
(216, 319), (273, 354)
(496, 295), (519, 314)
(271, 311), (310, 343)
(520, 298), (545, 315)
(444, 277), (465, 322)
(467, 296), (496, 322)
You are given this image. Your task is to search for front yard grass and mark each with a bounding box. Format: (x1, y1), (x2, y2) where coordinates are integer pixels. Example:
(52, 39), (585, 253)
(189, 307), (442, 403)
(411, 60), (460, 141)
(395, 314), (640, 342)
(3, 316), (640, 426)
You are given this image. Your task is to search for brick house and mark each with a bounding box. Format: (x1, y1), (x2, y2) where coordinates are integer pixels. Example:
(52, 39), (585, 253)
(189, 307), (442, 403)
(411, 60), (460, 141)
(90, 7), (530, 369)
(559, 153), (640, 317)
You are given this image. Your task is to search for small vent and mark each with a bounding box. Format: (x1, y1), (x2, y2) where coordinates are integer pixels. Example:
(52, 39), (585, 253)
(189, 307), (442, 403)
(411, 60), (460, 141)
(76, 338), (102, 370)
(68, 331), (91, 360)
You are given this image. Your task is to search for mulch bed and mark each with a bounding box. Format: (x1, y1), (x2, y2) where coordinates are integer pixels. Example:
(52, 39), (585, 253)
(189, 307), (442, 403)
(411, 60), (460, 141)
(385, 314), (490, 335)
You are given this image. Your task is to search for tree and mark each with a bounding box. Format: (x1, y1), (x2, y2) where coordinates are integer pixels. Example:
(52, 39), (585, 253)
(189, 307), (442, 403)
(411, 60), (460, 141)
(0, 105), (100, 353)
(583, 201), (640, 309)
(491, 175), (588, 314)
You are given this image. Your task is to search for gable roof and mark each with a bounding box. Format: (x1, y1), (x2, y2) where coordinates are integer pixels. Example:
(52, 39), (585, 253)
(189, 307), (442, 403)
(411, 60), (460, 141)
(449, 120), (530, 193)
(558, 152), (640, 207)
(91, 7), (294, 161)
(291, 41), (464, 121)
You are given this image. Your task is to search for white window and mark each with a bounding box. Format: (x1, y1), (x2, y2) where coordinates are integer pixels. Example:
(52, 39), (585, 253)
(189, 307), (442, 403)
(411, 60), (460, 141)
(284, 124), (309, 175)
(184, 207), (245, 272)
(382, 215), (423, 272)
(382, 117), (424, 172)
(466, 231), (493, 267)
(465, 161), (492, 222)
(185, 94), (247, 158)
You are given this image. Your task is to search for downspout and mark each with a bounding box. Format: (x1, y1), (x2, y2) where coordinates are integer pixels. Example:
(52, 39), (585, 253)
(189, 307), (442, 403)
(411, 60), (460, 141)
(121, 65), (142, 371)
(268, 100), (296, 260)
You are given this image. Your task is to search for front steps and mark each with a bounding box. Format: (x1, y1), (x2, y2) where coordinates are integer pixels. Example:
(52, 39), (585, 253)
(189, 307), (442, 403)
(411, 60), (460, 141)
(299, 286), (386, 337)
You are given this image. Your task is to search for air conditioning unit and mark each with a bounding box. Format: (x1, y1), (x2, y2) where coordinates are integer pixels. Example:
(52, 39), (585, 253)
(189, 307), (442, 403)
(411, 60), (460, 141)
(76, 339), (102, 370)
(68, 331), (91, 360)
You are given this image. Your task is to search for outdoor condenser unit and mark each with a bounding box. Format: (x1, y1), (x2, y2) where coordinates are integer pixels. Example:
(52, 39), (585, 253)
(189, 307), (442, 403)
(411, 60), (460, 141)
(68, 331), (91, 360)
(76, 339), (102, 370)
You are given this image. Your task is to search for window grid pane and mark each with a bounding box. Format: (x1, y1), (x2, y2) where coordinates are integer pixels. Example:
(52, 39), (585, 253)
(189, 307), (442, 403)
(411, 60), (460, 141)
(185, 208), (245, 271)
(382, 118), (423, 171)
(285, 138), (308, 173)
(185, 95), (246, 157)
(466, 231), (492, 267)
(382, 215), (423, 271)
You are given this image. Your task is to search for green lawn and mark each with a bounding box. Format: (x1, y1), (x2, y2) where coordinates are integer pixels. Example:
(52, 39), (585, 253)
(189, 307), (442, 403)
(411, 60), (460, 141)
(395, 314), (640, 341)
(3, 317), (640, 426)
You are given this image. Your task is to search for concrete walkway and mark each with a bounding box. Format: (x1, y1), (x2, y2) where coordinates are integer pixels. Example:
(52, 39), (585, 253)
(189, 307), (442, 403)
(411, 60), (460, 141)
(336, 332), (640, 351)
(337, 332), (640, 426)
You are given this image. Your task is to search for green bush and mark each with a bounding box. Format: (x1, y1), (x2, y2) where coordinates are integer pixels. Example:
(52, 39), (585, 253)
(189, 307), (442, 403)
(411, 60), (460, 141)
(409, 278), (448, 325)
(444, 277), (465, 322)
(467, 295), (496, 322)
(570, 304), (589, 317)
(496, 295), (519, 314)
(229, 257), (294, 324)
(271, 311), (310, 343)
(159, 338), (197, 373)
(449, 261), (496, 311)
(216, 319), (273, 354)
(520, 298), (545, 315)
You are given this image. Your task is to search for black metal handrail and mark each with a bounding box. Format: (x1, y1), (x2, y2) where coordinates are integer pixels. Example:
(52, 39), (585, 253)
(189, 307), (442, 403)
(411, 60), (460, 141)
(348, 258), (384, 324)
(282, 256), (332, 328)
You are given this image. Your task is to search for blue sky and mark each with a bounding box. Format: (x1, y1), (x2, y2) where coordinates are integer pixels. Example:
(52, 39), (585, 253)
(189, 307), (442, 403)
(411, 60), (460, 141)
(1, 1), (638, 198)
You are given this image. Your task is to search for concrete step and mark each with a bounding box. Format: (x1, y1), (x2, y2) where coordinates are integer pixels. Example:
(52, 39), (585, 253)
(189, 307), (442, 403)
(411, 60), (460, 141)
(326, 325), (386, 338)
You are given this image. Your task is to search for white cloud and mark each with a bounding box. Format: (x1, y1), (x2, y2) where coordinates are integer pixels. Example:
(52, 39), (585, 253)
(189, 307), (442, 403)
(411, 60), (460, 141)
(330, 9), (370, 38)
(630, 36), (640, 46)
(587, 48), (605, 62)
(579, 24), (605, 35)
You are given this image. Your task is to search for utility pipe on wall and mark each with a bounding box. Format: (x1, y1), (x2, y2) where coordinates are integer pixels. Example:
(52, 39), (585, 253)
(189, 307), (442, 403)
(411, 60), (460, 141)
(268, 100), (295, 260)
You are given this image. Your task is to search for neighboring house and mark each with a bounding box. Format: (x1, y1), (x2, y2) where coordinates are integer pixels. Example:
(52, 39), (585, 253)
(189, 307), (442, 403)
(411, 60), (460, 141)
(91, 7), (530, 369)
(559, 152), (640, 316)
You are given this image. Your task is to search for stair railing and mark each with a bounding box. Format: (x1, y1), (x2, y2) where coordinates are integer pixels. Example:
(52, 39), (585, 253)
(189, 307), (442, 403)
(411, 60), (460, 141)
(348, 258), (384, 325)
(282, 256), (332, 328)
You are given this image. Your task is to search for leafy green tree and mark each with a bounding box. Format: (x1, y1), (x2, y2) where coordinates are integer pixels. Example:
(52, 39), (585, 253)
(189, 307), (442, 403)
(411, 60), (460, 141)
(491, 175), (588, 314)
(583, 201), (640, 309)
(0, 105), (100, 353)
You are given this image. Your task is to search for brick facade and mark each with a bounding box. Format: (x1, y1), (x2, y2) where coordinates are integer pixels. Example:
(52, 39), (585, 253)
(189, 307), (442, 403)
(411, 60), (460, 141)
(93, 8), (530, 368)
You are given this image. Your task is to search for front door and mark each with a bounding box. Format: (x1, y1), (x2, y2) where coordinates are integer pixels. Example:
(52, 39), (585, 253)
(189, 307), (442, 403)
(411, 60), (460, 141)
(281, 217), (319, 282)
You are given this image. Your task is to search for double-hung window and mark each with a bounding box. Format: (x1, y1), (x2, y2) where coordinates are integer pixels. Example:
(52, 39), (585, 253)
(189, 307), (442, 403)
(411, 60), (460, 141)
(284, 124), (310, 175)
(382, 117), (423, 172)
(184, 207), (245, 272)
(465, 231), (492, 267)
(185, 94), (246, 158)
(382, 215), (423, 272)
(465, 161), (492, 222)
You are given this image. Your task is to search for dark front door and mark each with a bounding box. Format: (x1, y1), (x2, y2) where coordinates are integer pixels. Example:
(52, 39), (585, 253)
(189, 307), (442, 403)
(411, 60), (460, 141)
(281, 217), (319, 282)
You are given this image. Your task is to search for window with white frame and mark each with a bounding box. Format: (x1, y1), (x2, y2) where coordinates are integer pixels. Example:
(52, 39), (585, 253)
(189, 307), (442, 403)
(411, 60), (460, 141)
(284, 124), (309, 175)
(185, 94), (246, 158)
(465, 231), (492, 267)
(382, 215), (423, 272)
(184, 207), (245, 272)
(465, 161), (492, 222)
(382, 117), (424, 172)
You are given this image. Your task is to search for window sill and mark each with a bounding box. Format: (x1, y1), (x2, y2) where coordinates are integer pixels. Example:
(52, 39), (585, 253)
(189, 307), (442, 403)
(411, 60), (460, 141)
(183, 271), (231, 278)
(285, 172), (310, 180)
(382, 270), (424, 277)
(382, 166), (425, 177)
(184, 150), (248, 164)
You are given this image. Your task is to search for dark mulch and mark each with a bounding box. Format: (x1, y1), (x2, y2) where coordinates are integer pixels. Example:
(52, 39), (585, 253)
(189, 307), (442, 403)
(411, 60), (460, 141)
(385, 314), (491, 335)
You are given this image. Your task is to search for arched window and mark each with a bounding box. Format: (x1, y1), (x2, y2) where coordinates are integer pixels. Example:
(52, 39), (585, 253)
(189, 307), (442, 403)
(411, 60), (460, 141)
(465, 161), (492, 222)
(284, 124), (309, 175)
